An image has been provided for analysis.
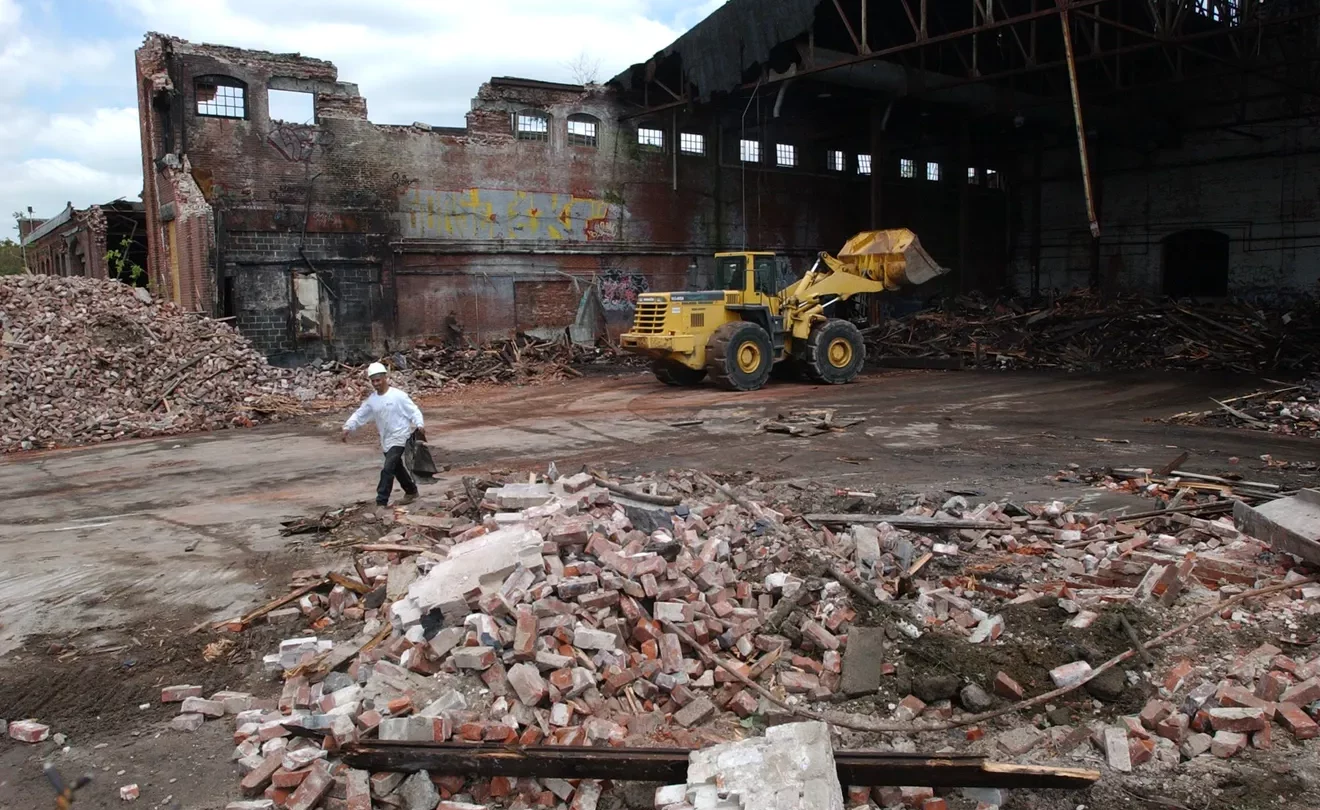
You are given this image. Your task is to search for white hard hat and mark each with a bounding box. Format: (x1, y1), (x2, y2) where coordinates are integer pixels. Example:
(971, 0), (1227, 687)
(366, 362), (388, 378)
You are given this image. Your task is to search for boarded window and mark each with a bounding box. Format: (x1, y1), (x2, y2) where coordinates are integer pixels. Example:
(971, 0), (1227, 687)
(567, 114), (599, 147)
(740, 139), (760, 163)
(638, 126), (664, 149)
(680, 132), (706, 155)
(196, 76), (246, 118)
(857, 154), (872, 175)
(899, 158), (915, 178)
(775, 143), (797, 167)
(269, 88), (315, 124)
(987, 169), (1002, 189)
(827, 150), (845, 171)
(515, 110), (550, 141)
(967, 167), (980, 184)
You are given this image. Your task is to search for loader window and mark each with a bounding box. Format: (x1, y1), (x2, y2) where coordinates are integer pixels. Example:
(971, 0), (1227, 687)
(716, 256), (747, 291)
(753, 257), (778, 295)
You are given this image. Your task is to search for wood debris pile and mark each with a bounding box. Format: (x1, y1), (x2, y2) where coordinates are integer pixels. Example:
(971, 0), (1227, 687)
(758, 408), (865, 437)
(185, 465), (1317, 809)
(0, 275), (295, 453)
(283, 339), (634, 405)
(868, 290), (1320, 372)
(1167, 381), (1320, 439)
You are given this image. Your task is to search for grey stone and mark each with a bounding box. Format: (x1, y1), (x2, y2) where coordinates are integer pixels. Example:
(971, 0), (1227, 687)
(852, 526), (881, 569)
(1084, 667), (1126, 703)
(398, 770), (439, 810)
(616, 497), (676, 534)
(959, 683), (994, 713)
(996, 726), (1043, 756)
(322, 672), (355, 693)
(840, 626), (885, 697)
(913, 674), (960, 703)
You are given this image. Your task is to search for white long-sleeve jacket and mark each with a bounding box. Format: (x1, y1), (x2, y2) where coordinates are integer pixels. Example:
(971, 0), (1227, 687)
(343, 387), (425, 451)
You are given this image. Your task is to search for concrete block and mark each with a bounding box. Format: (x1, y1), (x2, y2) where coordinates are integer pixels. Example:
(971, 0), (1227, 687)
(398, 770), (439, 810)
(487, 483), (553, 509)
(400, 526), (545, 624)
(685, 721), (843, 810)
(1104, 727), (1132, 772)
(171, 713), (205, 732)
(839, 626), (884, 697)
(1233, 490), (1320, 565)
(1049, 661), (1092, 688)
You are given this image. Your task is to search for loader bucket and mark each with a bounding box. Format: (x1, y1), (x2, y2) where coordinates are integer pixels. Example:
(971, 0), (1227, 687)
(838, 228), (950, 287)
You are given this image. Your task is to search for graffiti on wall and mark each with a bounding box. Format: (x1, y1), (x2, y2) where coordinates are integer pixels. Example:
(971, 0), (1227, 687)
(400, 188), (624, 242)
(598, 266), (649, 311)
(266, 124), (336, 163)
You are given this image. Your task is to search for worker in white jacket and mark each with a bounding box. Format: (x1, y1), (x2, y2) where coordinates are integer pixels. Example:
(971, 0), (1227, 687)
(341, 362), (426, 506)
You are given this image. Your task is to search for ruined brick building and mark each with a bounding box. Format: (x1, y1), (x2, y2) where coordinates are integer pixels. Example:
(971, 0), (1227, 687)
(135, 0), (1320, 362)
(20, 201), (147, 283)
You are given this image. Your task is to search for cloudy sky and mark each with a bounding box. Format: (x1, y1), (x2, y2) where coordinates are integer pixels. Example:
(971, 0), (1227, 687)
(2, 0), (723, 238)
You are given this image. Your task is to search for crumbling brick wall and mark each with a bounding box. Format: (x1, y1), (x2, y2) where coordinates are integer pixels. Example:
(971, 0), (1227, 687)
(135, 34), (980, 361)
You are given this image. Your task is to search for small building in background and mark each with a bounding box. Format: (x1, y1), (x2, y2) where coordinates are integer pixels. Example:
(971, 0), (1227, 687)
(20, 201), (149, 285)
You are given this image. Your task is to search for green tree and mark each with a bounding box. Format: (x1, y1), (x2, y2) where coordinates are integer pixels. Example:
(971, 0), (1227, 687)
(0, 238), (25, 276)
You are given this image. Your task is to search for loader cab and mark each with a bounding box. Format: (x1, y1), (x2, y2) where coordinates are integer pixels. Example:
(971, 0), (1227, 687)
(713, 252), (786, 310)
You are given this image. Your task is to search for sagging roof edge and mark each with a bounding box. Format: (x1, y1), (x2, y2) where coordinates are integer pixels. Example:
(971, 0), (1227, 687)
(611, 0), (821, 102)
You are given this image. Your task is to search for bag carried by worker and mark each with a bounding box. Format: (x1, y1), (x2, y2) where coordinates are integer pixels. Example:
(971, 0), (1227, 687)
(404, 430), (439, 480)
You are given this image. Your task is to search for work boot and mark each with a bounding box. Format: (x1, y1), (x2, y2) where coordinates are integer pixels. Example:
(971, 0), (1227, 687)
(397, 492), (418, 506)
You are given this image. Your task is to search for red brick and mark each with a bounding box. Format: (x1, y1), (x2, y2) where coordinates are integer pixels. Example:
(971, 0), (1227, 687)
(1208, 707), (1267, 733)
(272, 767), (311, 789)
(160, 684), (203, 703)
(285, 762), (333, 810)
(1256, 671), (1292, 702)
(1163, 659), (1194, 692)
(1139, 699), (1175, 730)
(7, 721), (50, 743)
(921, 798), (948, 810)
(1276, 703), (1320, 740)
(1280, 677), (1320, 706)
(345, 769), (371, 810)
(847, 786), (871, 806)
(240, 753), (284, 796)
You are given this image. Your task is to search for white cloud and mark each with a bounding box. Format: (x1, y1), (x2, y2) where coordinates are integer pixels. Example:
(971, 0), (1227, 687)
(7, 157), (141, 222)
(113, 0), (682, 125)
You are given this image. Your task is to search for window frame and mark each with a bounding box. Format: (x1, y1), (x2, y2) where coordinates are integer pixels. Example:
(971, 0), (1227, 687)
(899, 158), (915, 179)
(195, 75), (248, 120)
(637, 125), (665, 150)
(514, 109), (551, 142)
(679, 131), (706, 156)
(740, 139), (761, 163)
(826, 150), (846, 172)
(775, 143), (797, 168)
(857, 154), (873, 175)
(926, 161), (942, 181)
(566, 113), (599, 147)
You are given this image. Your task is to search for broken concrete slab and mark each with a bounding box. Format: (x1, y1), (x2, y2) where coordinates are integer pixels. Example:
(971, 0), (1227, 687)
(486, 483), (553, 510)
(1233, 489), (1320, 565)
(685, 721), (844, 810)
(398, 526), (545, 625)
(839, 626), (884, 696)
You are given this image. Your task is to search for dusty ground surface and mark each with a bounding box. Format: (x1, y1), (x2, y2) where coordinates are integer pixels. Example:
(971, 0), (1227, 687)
(2, 368), (1318, 810)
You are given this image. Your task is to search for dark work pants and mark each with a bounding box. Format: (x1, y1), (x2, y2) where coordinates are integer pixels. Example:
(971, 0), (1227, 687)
(377, 444), (418, 505)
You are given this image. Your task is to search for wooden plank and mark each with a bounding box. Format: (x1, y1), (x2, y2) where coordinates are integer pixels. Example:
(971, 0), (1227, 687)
(339, 742), (1099, 789)
(806, 514), (1005, 530)
(212, 577), (329, 632)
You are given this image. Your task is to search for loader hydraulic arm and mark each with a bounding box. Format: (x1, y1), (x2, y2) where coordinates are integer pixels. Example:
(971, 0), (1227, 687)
(778, 228), (949, 340)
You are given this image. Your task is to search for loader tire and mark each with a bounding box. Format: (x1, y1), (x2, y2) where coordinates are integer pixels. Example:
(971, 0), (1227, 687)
(706, 321), (774, 391)
(805, 318), (865, 384)
(652, 359), (707, 386)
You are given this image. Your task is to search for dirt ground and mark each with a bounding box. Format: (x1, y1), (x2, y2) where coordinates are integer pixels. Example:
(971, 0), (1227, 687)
(2, 368), (1318, 809)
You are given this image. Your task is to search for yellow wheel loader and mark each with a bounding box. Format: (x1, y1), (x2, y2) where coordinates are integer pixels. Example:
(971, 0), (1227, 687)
(621, 228), (950, 391)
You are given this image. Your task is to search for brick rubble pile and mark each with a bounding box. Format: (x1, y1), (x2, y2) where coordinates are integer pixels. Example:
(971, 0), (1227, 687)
(0, 275), (299, 452)
(14, 465), (1315, 808)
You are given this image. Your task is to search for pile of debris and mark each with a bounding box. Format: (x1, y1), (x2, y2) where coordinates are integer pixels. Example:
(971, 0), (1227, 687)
(0, 275), (639, 453)
(1166, 381), (1320, 439)
(284, 340), (632, 405)
(144, 462), (1319, 810)
(869, 290), (1320, 372)
(0, 275), (298, 453)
